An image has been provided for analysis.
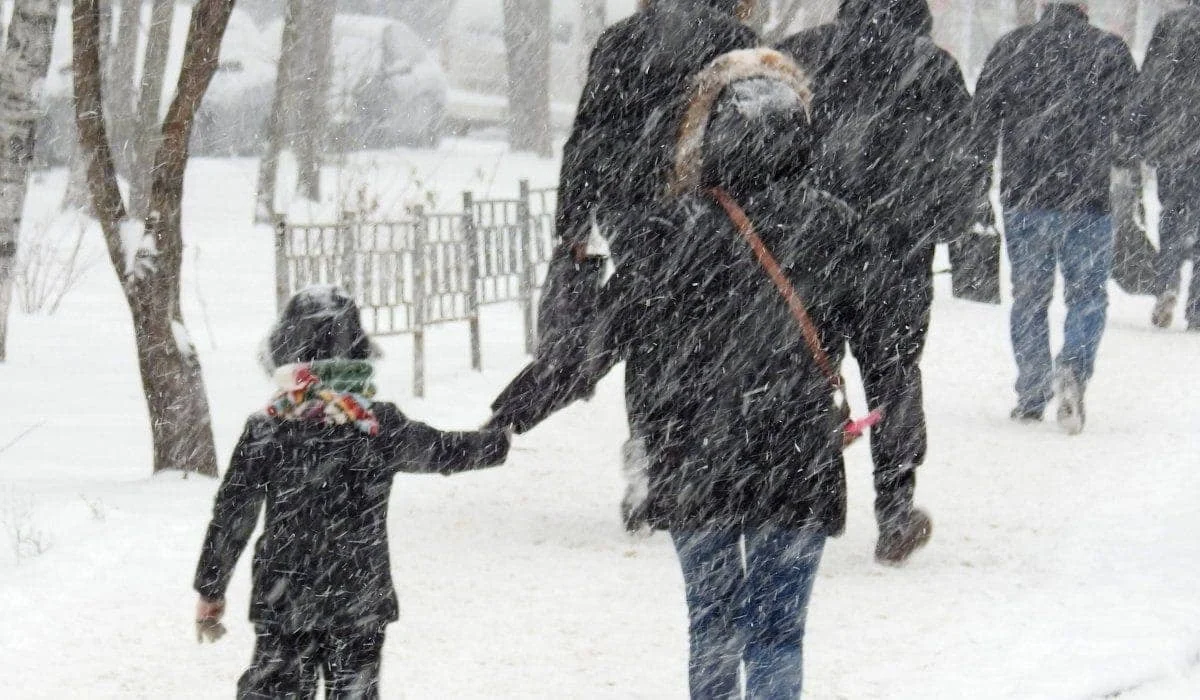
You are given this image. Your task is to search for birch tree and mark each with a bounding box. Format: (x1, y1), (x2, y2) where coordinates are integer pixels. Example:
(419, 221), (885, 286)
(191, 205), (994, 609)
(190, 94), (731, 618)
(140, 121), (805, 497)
(503, 0), (552, 157)
(107, 0), (143, 172)
(255, 0), (302, 222)
(0, 0), (59, 362)
(72, 0), (235, 477)
(293, 0), (334, 202)
(128, 0), (175, 219)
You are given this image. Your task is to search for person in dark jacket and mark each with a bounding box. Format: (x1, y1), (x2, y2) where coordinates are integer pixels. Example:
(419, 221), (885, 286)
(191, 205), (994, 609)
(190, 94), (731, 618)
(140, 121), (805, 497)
(193, 286), (509, 699)
(777, 0), (976, 565)
(972, 1), (1139, 433)
(1135, 0), (1200, 331)
(537, 0), (758, 363)
(494, 48), (860, 699)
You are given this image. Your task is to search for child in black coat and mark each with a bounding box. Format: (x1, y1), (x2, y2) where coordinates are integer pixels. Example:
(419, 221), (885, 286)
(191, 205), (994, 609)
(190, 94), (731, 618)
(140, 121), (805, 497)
(193, 286), (509, 699)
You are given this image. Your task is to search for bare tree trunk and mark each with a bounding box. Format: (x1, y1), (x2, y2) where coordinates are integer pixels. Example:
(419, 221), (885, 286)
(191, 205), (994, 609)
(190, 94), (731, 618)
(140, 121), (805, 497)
(129, 0), (174, 219)
(1015, 0), (1037, 25)
(107, 0), (143, 173)
(255, 0), (302, 222)
(73, 0), (233, 477)
(578, 0), (605, 77)
(502, 0), (552, 157)
(0, 0), (58, 362)
(293, 0), (333, 202)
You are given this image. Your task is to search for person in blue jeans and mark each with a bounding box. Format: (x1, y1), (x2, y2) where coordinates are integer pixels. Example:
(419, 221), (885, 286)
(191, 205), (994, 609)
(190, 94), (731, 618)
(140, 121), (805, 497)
(489, 50), (857, 698)
(971, 2), (1139, 433)
(1003, 210), (1115, 432)
(671, 528), (825, 698)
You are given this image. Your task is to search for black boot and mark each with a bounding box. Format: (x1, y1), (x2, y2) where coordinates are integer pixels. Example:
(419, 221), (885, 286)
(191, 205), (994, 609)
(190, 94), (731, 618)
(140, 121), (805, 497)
(874, 471), (932, 566)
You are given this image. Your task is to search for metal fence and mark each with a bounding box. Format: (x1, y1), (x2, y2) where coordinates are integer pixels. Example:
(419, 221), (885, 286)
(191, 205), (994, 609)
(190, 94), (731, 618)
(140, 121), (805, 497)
(275, 179), (557, 397)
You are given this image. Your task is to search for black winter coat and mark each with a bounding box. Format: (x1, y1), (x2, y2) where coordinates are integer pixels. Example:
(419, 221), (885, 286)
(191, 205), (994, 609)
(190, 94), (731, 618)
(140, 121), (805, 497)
(194, 404), (508, 631)
(777, 0), (977, 263)
(554, 1), (757, 257)
(1134, 3), (1200, 167)
(496, 180), (860, 533)
(971, 3), (1139, 214)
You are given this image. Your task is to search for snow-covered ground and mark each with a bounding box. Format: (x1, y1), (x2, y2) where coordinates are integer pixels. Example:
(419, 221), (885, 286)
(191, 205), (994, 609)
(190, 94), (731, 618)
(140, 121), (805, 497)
(0, 141), (1197, 699)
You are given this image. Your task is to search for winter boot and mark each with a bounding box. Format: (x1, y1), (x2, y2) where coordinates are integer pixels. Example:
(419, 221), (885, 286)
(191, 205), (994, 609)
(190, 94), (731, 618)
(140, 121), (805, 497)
(874, 472), (931, 566)
(1009, 405), (1043, 423)
(875, 509), (933, 566)
(1151, 291), (1176, 329)
(1054, 367), (1086, 436)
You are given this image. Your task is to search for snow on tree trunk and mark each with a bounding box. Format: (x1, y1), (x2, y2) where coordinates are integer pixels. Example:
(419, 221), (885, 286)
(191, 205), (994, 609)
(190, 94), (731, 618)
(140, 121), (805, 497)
(73, 0), (233, 477)
(0, 0), (59, 362)
(502, 0), (552, 157)
(129, 0), (174, 220)
(293, 0), (333, 203)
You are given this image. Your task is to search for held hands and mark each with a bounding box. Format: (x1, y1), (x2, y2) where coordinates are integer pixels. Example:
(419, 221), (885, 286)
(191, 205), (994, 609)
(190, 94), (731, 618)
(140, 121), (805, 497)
(195, 596), (227, 643)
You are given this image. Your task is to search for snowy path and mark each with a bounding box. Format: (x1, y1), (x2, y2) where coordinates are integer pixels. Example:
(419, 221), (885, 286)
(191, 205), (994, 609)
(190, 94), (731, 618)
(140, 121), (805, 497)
(0, 158), (1197, 698)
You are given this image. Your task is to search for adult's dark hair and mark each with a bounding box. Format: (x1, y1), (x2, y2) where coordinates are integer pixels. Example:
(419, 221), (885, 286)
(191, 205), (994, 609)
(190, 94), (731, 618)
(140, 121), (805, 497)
(265, 286), (374, 369)
(650, 0), (756, 18)
(838, 0), (934, 35)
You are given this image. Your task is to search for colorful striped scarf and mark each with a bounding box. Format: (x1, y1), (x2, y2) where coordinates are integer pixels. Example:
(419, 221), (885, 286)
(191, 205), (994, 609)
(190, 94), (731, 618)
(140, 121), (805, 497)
(266, 360), (380, 436)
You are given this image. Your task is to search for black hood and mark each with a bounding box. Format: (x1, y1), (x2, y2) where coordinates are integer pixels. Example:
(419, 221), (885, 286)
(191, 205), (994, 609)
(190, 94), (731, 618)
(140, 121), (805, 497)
(838, 0), (933, 36)
(264, 285), (377, 370)
(668, 49), (813, 199)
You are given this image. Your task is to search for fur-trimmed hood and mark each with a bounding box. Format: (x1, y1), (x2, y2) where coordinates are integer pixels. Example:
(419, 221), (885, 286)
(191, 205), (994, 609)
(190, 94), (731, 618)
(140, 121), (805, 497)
(668, 48), (812, 198)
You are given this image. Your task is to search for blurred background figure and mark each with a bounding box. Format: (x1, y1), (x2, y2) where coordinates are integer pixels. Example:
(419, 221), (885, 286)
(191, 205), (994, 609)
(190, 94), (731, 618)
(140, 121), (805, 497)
(971, 1), (1140, 434)
(1136, 0), (1200, 331)
(777, 0), (976, 565)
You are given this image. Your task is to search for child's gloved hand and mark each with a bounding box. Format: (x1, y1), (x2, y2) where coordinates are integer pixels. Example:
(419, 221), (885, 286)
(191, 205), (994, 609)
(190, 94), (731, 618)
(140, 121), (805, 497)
(195, 596), (227, 643)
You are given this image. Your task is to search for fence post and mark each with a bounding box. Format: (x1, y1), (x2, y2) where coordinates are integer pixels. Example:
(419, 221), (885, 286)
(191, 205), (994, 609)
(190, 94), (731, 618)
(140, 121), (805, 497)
(273, 214), (288, 313)
(463, 191), (483, 371)
(339, 210), (358, 299)
(518, 179), (536, 355)
(412, 205), (427, 398)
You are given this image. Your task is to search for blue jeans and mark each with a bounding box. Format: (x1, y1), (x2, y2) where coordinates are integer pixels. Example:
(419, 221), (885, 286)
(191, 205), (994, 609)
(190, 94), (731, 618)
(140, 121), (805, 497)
(670, 526), (826, 700)
(1004, 209), (1114, 412)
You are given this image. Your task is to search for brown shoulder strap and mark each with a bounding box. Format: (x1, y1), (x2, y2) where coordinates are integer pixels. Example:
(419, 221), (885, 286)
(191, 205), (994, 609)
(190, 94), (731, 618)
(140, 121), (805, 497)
(708, 187), (843, 391)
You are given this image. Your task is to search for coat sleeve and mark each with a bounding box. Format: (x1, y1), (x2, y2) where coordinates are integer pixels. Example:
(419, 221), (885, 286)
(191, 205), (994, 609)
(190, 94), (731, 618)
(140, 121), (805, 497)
(491, 214), (675, 434)
(968, 37), (1012, 188)
(377, 404), (509, 475)
(1103, 38), (1142, 167)
(193, 418), (272, 601)
(917, 50), (982, 239)
(555, 28), (625, 248)
(1131, 19), (1172, 161)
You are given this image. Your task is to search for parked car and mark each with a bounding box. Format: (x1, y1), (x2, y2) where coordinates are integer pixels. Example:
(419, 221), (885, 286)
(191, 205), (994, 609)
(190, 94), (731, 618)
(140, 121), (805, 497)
(34, 7), (447, 167)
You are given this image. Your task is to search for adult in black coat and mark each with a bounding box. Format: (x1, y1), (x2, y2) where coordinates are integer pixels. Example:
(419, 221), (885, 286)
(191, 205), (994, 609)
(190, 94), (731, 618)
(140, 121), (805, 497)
(776, 0), (973, 565)
(193, 287), (509, 699)
(494, 49), (859, 698)
(1136, 0), (1200, 330)
(537, 0), (758, 357)
(972, 2), (1139, 433)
